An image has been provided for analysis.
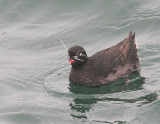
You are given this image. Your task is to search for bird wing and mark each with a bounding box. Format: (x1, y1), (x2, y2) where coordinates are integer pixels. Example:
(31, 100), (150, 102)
(91, 31), (139, 83)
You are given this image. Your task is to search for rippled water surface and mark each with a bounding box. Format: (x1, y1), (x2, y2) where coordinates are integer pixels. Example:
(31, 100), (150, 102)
(0, 0), (160, 124)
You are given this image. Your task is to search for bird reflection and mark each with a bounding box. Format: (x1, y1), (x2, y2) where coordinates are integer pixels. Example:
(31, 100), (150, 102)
(68, 72), (158, 120)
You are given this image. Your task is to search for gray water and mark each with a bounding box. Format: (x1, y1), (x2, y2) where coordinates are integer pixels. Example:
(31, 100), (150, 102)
(0, 0), (160, 124)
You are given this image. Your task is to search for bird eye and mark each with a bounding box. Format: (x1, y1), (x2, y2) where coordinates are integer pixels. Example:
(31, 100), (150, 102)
(79, 52), (82, 56)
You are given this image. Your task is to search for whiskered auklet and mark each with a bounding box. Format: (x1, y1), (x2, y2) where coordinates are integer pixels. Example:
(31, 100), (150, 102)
(68, 31), (140, 87)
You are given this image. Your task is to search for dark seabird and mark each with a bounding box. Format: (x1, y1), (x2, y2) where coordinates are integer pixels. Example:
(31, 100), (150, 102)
(68, 31), (140, 87)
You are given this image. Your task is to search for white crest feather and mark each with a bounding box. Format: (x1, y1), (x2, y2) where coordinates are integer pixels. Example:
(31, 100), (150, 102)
(60, 40), (68, 51)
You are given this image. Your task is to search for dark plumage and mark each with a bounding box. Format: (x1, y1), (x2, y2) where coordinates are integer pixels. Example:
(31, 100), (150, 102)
(68, 31), (140, 87)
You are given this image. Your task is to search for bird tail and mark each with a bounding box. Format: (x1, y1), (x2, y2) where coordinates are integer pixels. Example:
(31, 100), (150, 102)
(121, 31), (139, 65)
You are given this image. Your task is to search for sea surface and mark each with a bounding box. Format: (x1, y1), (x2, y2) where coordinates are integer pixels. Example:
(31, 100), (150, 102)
(0, 0), (160, 124)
